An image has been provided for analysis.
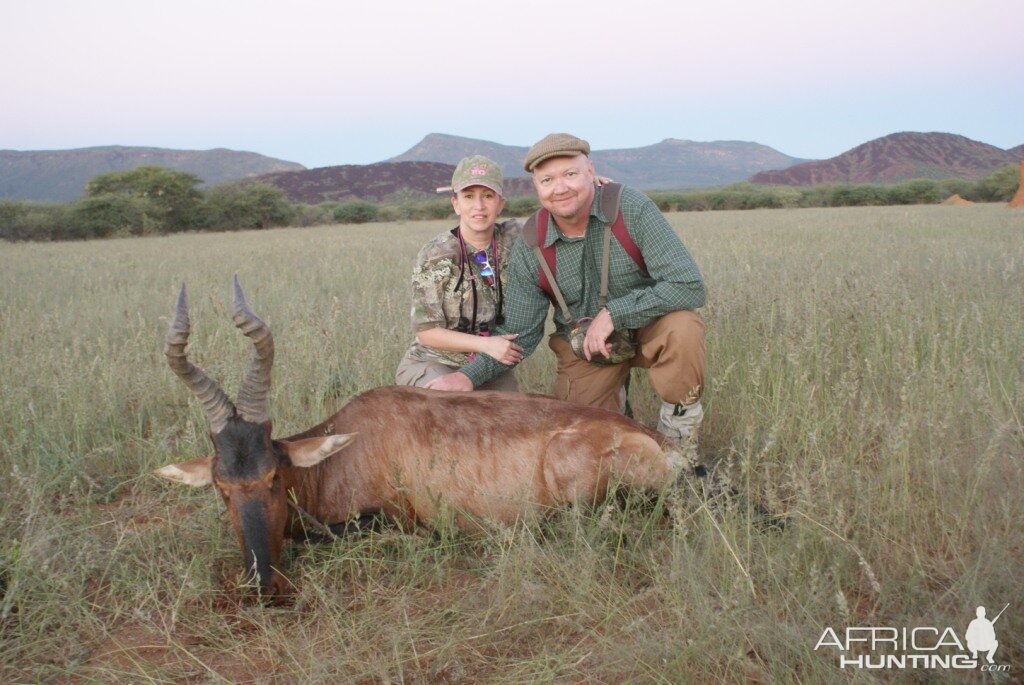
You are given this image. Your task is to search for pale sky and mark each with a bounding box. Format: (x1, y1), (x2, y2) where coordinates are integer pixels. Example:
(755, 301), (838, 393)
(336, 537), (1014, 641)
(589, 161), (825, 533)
(2, 0), (1020, 169)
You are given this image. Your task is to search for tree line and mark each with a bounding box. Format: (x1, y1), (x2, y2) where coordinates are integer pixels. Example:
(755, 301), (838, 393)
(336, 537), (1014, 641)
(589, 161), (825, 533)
(1, 164), (1019, 242)
(645, 165), (1019, 212)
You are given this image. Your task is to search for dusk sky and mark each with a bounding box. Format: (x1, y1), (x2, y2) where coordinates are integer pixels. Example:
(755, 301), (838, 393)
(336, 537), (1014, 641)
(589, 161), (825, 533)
(2, 0), (1021, 169)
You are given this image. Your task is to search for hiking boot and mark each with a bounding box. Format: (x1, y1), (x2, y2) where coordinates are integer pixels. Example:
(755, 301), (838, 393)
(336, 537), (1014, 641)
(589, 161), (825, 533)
(657, 400), (703, 447)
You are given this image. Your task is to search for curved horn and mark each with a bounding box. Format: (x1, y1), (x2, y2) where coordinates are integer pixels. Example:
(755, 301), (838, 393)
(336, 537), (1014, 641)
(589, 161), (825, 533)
(165, 284), (236, 434)
(231, 276), (274, 424)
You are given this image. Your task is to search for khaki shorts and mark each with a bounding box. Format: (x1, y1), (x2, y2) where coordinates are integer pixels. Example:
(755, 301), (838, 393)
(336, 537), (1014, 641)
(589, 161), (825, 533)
(394, 350), (519, 392)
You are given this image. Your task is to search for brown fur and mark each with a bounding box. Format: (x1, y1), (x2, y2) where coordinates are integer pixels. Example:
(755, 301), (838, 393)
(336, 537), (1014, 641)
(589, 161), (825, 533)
(279, 386), (681, 531)
(160, 386), (683, 596)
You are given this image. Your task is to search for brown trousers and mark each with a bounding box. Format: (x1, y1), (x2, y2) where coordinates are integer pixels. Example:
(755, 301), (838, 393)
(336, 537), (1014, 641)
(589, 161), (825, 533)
(548, 310), (705, 412)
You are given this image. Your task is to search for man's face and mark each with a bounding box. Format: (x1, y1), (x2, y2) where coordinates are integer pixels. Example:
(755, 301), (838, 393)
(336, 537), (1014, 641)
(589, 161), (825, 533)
(532, 154), (596, 222)
(451, 185), (505, 235)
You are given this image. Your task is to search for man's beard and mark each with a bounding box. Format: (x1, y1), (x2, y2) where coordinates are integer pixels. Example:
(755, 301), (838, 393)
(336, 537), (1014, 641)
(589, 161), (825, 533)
(548, 199), (582, 221)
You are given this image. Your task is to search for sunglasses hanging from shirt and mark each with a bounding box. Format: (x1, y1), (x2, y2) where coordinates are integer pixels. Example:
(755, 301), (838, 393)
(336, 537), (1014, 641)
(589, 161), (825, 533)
(452, 227), (504, 335)
(474, 250), (496, 287)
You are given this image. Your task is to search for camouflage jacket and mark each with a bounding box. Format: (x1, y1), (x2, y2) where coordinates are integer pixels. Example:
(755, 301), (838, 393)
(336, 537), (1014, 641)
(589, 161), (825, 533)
(405, 220), (521, 367)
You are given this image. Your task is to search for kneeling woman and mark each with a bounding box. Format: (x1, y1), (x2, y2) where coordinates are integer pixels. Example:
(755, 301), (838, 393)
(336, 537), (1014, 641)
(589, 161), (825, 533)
(395, 156), (523, 390)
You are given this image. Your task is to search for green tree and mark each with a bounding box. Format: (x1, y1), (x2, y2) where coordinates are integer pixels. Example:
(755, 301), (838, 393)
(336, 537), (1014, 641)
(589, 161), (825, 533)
(0, 201), (71, 241)
(887, 179), (943, 205)
(205, 183), (295, 230)
(827, 184), (887, 207)
(85, 166), (204, 231)
(974, 164), (1020, 202)
(332, 201), (379, 224)
(72, 193), (156, 237)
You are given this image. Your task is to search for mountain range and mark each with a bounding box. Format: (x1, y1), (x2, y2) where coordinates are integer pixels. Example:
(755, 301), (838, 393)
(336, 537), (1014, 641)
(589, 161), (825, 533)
(254, 161), (535, 204)
(389, 133), (809, 189)
(0, 146), (304, 202)
(750, 132), (1022, 185)
(3, 133), (1021, 204)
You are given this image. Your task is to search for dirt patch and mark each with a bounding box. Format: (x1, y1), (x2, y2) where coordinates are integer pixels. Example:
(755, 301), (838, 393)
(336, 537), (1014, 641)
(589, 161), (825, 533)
(83, 623), (277, 683)
(942, 194), (973, 205)
(1008, 161), (1024, 207)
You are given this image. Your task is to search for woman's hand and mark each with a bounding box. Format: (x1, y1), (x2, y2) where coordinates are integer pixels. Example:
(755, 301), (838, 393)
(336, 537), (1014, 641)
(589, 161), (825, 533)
(483, 334), (523, 365)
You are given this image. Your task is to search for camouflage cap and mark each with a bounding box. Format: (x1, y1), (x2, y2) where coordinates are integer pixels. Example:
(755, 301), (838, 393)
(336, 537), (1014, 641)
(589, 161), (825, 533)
(523, 133), (591, 172)
(451, 155), (503, 195)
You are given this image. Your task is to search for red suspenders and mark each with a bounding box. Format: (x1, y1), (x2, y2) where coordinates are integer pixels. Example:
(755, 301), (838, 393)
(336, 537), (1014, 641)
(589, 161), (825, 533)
(528, 184), (648, 305)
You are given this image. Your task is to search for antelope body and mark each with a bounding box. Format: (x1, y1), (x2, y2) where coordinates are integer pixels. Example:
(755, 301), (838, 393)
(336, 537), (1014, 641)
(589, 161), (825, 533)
(157, 279), (685, 595)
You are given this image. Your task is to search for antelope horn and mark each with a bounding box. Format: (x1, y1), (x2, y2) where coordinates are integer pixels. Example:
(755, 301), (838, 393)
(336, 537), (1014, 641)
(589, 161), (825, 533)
(165, 284), (236, 434)
(231, 276), (274, 424)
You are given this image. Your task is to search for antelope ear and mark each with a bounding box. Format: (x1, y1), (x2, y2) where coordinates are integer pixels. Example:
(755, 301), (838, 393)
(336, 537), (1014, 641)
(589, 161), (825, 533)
(281, 433), (357, 468)
(154, 454), (214, 487)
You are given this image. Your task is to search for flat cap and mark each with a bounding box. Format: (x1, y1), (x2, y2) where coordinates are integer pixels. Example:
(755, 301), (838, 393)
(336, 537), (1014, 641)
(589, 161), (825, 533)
(523, 133), (591, 172)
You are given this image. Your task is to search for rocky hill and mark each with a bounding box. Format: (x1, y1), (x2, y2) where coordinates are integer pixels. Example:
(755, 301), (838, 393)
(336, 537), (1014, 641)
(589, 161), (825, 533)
(590, 139), (807, 188)
(389, 133), (808, 189)
(388, 134), (529, 178)
(255, 161), (535, 204)
(750, 133), (1020, 185)
(0, 146), (304, 202)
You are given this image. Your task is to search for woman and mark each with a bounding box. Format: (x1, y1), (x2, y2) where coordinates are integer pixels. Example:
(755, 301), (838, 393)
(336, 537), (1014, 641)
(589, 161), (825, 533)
(395, 155), (524, 390)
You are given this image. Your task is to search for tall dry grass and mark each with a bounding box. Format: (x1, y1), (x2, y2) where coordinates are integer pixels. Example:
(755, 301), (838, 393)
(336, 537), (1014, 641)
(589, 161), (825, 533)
(0, 204), (1021, 682)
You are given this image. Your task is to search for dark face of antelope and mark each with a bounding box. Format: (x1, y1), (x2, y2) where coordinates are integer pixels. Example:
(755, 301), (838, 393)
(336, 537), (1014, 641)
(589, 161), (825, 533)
(155, 277), (289, 597)
(155, 278), (356, 597)
(210, 418), (291, 596)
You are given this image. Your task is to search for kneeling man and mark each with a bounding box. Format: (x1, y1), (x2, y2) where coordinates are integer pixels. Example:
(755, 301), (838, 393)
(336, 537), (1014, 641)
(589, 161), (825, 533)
(427, 133), (706, 449)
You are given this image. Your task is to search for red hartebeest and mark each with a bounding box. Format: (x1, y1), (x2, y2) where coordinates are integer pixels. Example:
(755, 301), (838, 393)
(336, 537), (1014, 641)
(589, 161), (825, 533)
(156, 278), (687, 596)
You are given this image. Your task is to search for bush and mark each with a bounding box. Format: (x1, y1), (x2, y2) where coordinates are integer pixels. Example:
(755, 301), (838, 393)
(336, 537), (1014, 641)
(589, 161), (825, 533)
(71, 194), (159, 238)
(290, 203), (336, 227)
(974, 164), (1020, 202)
(503, 196), (540, 217)
(0, 201), (72, 241)
(85, 166), (204, 230)
(827, 185), (887, 207)
(417, 199), (456, 221)
(887, 179), (943, 205)
(205, 183), (295, 230)
(332, 201), (379, 224)
(938, 178), (974, 201)
(384, 199), (453, 222)
(375, 205), (403, 223)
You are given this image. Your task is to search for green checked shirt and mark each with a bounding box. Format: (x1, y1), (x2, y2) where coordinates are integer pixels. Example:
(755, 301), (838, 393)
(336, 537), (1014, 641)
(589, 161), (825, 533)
(460, 184), (705, 387)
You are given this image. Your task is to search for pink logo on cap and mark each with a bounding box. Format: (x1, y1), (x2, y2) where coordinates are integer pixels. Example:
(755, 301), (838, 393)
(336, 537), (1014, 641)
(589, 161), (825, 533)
(471, 166), (487, 176)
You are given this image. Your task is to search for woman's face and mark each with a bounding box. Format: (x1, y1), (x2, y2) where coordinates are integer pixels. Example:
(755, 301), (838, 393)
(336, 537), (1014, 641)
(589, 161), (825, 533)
(452, 185), (506, 238)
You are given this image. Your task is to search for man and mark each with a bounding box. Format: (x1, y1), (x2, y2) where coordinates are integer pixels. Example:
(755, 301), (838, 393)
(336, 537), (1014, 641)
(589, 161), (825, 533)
(965, 606), (1000, 664)
(426, 133), (706, 449)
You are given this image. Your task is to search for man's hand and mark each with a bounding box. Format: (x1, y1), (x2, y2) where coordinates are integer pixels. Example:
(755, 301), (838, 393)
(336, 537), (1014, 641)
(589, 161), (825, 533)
(424, 372), (474, 392)
(482, 334), (523, 365)
(583, 308), (615, 361)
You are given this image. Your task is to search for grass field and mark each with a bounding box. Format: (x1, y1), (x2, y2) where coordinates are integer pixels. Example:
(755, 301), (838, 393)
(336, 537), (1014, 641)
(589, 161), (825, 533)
(1, 204), (1021, 683)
